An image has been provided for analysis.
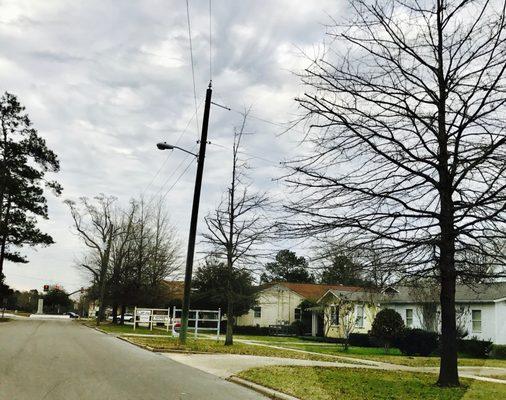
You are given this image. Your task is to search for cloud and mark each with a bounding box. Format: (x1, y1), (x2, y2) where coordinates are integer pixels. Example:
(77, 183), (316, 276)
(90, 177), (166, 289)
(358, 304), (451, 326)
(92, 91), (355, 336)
(0, 0), (342, 291)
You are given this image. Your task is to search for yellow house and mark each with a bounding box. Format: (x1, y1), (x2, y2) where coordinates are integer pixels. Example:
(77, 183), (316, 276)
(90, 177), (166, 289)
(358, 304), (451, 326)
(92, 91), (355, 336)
(317, 288), (380, 339)
(236, 282), (370, 336)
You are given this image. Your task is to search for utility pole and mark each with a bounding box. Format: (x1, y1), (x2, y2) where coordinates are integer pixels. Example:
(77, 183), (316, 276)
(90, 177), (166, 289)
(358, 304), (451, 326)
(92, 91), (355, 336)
(179, 82), (212, 344)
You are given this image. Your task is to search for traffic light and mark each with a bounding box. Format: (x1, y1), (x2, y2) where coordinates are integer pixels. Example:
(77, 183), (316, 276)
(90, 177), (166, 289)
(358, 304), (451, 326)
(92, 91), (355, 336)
(43, 284), (49, 292)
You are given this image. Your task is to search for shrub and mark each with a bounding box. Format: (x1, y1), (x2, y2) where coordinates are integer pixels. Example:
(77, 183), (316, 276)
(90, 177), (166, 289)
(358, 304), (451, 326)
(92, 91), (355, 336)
(457, 337), (492, 358)
(370, 309), (404, 351)
(490, 345), (506, 359)
(230, 324), (271, 336)
(291, 320), (305, 336)
(396, 328), (439, 356)
(349, 333), (371, 347)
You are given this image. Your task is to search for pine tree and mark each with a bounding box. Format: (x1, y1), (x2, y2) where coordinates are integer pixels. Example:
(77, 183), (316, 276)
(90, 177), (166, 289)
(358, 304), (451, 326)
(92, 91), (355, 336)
(0, 92), (62, 276)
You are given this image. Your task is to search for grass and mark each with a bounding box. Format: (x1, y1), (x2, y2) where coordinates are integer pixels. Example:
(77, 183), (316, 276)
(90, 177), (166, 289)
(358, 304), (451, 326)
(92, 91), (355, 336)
(0, 317), (11, 323)
(489, 375), (506, 381)
(233, 335), (506, 368)
(238, 366), (506, 400)
(125, 335), (358, 362)
(80, 321), (172, 335)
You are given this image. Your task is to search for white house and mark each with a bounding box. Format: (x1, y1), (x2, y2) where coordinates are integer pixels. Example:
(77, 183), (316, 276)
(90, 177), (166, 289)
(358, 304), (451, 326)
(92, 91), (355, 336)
(381, 282), (506, 345)
(236, 282), (364, 333)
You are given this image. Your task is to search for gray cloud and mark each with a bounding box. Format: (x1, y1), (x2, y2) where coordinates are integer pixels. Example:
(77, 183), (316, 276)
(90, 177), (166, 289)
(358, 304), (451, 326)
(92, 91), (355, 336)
(0, 0), (341, 291)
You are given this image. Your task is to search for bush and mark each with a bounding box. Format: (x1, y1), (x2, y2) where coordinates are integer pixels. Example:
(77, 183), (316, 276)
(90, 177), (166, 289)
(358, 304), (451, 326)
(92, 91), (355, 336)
(228, 324), (271, 336)
(370, 309), (405, 351)
(291, 320), (305, 336)
(396, 329), (439, 356)
(490, 345), (506, 359)
(457, 337), (492, 358)
(349, 333), (371, 347)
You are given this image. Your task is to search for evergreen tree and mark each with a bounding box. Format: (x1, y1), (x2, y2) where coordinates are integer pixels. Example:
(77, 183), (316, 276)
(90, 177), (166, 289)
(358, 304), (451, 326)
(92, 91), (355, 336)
(0, 92), (62, 276)
(261, 249), (315, 283)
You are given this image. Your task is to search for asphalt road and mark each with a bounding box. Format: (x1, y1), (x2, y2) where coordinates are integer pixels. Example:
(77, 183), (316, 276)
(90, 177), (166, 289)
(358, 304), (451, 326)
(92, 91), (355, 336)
(0, 319), (266, 400)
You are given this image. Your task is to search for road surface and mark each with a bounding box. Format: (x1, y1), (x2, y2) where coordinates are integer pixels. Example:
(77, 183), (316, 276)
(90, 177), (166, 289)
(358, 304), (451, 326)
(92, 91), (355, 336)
(0, 319), (266, 400)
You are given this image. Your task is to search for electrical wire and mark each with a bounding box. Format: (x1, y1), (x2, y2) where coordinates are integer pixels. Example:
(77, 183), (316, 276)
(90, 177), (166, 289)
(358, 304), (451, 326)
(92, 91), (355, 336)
(185, 0), (200, 140)
(159, 156), (196, 203)
(209, 0), (212, 82)
(140, 102), (202, 198)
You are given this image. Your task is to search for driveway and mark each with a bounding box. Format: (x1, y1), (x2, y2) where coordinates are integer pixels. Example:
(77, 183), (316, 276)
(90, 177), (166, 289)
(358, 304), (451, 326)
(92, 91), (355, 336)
(0, 319), (266, 400)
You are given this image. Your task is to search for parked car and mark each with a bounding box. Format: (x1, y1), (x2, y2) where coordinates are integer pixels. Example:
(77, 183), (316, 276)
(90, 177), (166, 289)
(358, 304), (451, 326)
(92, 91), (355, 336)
(65, 312), (79, 318)
(123, 313), (134, 322)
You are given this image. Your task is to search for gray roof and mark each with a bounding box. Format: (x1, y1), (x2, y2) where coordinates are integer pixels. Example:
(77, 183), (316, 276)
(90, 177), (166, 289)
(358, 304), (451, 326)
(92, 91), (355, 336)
(382, 282), (506, 304)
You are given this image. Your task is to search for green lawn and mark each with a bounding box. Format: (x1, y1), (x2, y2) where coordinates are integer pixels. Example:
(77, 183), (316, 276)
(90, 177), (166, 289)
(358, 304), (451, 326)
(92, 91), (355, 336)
(238, 366), (506, 400)
(81, 321), (172, 335)
(125, 336), (359, 362)
(0, 317), (11, 323)
(230, 335), (506, 368)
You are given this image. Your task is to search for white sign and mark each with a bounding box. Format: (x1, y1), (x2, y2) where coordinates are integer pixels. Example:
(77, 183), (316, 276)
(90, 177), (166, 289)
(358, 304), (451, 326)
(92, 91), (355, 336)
(137, 310), (151, 323)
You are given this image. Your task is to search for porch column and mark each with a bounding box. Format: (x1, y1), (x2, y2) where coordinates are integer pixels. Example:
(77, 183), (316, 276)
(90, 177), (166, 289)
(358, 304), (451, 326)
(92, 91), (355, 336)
(311, 311), (317, 337)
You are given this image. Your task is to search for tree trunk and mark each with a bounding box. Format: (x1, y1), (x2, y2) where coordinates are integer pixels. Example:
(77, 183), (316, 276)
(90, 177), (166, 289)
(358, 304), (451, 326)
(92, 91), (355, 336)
(435, 0), (459, 387)
(120, 304), (126, 325)
(0, 195), (11, 278)
(437, 212), (459, 386)
(96, 274), (107, 326)
(112, 302), (118, 324)
(225, 299), (234, 346)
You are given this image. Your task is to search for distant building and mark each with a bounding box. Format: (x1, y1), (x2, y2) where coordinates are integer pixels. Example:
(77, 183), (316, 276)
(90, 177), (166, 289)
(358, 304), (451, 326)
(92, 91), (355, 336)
(380, 283), (506, 345)
(236, 282), (366, 335)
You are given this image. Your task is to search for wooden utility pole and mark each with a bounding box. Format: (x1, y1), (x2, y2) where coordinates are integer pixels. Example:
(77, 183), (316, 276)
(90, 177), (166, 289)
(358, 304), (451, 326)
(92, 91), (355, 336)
(179, 82), (212, 344)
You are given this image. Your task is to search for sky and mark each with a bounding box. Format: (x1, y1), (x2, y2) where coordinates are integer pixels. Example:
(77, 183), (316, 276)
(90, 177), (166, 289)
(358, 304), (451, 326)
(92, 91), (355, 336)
(0, 0), (344, 292)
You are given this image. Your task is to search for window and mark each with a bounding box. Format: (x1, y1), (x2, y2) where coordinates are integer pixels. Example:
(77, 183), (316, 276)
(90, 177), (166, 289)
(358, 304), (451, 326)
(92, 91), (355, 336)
(472, 310), (482, 332)
(355, 305), (364, 328)
(253, 306), (261, 318)
(406, 309), (413, 328)
(330, 306), (340, 326)
(294, 308), (301, 321)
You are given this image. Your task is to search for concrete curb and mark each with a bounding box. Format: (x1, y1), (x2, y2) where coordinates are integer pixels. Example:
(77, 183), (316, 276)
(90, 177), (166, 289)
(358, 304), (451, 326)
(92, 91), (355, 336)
(228, 377), (300, 400)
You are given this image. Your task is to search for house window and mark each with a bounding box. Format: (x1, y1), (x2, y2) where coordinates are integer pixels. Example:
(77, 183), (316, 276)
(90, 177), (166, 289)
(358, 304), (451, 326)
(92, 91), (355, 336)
(406, 309), (413, 328)
(330, 306), (339, 326)
(253, 307), (261, 318)
(355, 305), (364, 328)
(294, 308), (301, 321)
(472, 310), (482, 332)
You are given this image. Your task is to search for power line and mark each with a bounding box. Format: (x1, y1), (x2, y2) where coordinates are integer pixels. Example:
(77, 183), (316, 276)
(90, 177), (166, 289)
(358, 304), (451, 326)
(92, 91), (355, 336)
(185, 0), (200, 140)
(140, 103), (202, 198)
(159, 156), (195, 203)
(147, 144), (198, 205)
(209, 0), (212, 82)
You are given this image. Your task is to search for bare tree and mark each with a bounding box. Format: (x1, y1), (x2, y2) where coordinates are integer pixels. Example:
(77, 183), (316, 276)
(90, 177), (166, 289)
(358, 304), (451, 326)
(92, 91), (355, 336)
(203, 112), (271, 346)
(284, 0), (506, 386)
(65, 195), (122, 325)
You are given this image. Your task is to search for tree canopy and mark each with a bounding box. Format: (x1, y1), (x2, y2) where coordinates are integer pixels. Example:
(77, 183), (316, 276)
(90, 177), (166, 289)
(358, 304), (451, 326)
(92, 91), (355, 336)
(192, 259), (257, 317)
(261, 249), (315, 284)
(0, 92), (62, 277)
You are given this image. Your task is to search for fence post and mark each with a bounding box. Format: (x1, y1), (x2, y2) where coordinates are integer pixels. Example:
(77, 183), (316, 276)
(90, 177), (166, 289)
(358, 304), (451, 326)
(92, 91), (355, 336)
(150, 309), (153, 331)
(133, 307), (137, 331)
(217, 308), (221, 341)
(194, 310), (199, 339)
(167, 307), (170, 332)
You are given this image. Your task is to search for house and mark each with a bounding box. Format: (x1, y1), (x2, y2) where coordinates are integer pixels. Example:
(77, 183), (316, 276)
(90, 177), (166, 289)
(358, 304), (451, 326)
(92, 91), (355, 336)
(317, 288), (380, 339)
(236, 282), (366, 335)
(381, 282), (506, 345)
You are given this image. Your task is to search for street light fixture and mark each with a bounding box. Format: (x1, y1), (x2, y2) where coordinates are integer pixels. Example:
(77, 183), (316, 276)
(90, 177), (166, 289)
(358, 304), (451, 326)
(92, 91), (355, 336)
(156, 142), (198, 157)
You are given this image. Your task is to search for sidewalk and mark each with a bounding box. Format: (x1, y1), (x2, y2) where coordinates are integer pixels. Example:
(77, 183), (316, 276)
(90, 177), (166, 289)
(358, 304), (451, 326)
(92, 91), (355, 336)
(165, 340), (506, 385)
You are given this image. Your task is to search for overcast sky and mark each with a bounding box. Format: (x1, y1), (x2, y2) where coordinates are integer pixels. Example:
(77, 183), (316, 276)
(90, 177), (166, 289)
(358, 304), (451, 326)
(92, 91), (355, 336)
(1, 0), (343, 292)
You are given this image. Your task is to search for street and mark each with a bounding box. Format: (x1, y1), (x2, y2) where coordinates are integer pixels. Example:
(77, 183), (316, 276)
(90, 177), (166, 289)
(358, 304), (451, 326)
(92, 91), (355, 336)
(0, 319), (266, 400)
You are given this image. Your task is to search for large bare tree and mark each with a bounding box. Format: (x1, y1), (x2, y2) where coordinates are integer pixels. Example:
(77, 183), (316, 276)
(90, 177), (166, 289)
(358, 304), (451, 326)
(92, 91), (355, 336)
(284, 0), (505, 386)
(203, 113), (271, 345)
(65, 195), (121, 325)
